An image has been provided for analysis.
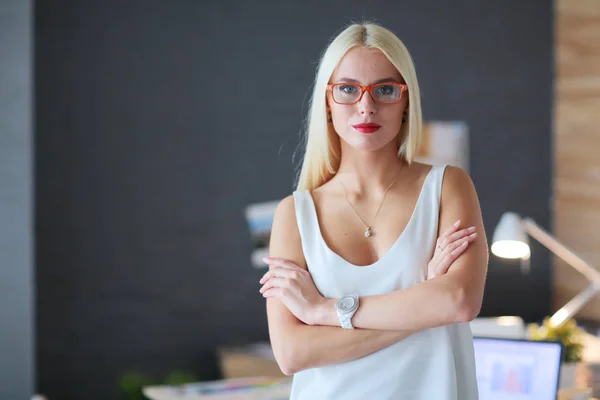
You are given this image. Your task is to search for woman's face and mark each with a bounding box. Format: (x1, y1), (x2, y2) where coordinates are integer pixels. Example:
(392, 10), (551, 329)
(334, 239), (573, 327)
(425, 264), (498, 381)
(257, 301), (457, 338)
(327, 46), (408, 152)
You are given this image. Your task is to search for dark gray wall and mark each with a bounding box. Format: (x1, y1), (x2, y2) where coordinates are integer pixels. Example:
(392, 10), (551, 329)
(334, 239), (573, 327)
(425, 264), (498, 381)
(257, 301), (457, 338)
(35, 1), (553, 398)
(0, 0), (34, 399)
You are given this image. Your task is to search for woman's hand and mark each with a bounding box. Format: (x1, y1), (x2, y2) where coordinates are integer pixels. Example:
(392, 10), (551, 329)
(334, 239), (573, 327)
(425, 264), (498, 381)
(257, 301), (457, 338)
(427, 220), (478, 280)
(259, 257), (326, 325)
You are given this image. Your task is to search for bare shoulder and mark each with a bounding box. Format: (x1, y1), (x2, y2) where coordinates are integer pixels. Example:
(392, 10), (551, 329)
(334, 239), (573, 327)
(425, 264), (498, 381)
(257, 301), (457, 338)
(439, 165), (479, 210)
(269, 194), (307, 269)
(439, 165), (488, 248)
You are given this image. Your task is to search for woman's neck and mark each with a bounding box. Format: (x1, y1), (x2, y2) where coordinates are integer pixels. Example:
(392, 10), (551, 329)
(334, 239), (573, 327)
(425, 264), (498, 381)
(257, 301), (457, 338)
(335, 143), (408, 196)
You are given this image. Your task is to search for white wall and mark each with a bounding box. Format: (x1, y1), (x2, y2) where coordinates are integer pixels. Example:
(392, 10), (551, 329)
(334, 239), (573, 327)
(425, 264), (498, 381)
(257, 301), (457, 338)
(0, 0), (34, 398)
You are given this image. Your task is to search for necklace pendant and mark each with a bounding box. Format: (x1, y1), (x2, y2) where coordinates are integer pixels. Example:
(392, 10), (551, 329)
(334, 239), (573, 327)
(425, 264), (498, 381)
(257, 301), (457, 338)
(364, 227), (372, 238)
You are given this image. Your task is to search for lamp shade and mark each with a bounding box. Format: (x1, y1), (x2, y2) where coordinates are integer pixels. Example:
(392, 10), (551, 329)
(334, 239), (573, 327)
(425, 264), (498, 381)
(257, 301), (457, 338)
(491, 212), (531, 259)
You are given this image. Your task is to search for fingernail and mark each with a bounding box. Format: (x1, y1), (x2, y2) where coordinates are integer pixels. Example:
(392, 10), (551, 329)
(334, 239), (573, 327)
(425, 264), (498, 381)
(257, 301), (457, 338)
(454, 220), (461, 226)
(470, 232), (477, 237)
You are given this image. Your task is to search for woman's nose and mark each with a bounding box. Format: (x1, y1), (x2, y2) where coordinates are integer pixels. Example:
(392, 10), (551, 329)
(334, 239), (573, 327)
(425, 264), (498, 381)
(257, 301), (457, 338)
(357, 90), (377, 114)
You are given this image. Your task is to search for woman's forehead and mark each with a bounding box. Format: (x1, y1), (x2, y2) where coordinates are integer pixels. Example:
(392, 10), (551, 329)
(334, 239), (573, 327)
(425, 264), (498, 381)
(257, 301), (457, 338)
(331, 47), (403, 84)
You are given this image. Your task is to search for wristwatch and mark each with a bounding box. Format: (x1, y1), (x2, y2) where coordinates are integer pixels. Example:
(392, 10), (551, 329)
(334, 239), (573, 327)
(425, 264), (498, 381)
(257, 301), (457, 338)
(335, 294), (359, 329)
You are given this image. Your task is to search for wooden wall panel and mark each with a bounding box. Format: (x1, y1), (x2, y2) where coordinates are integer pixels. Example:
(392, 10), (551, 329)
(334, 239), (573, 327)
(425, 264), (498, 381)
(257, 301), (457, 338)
(555, 0), (600, 322)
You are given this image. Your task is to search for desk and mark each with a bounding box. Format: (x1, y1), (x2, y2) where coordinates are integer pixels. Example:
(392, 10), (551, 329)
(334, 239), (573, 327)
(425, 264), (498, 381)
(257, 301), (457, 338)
(143, 377), (292, 400)
(145, 333), (600, 400)
(144, 379), (600, 400)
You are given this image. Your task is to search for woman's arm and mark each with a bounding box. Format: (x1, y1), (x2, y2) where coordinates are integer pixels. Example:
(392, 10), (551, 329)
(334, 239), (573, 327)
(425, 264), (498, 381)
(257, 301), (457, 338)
(313, 166), (489, 331)
(268, 298), (416, 375)
(266, 195), (417, 375)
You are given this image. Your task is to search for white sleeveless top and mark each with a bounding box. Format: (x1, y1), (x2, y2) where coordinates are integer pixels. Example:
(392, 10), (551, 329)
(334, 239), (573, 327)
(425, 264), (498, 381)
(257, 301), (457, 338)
(290, 164), (478, 400)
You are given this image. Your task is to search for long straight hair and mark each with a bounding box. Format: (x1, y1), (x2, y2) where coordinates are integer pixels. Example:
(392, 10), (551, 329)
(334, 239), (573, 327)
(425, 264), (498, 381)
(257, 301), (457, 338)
(295, 23), (423, 191)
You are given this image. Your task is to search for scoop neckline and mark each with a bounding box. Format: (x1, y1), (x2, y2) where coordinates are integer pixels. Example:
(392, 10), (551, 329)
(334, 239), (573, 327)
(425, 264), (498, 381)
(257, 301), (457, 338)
(305, 165), (436, 268)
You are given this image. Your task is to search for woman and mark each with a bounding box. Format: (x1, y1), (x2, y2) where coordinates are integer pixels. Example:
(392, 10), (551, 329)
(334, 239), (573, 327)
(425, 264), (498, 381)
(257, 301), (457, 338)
(259, 22), (488, 399)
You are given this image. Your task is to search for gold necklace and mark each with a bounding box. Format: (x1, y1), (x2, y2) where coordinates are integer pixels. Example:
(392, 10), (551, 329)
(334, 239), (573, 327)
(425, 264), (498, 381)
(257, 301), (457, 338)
(338, 172), (400, 238)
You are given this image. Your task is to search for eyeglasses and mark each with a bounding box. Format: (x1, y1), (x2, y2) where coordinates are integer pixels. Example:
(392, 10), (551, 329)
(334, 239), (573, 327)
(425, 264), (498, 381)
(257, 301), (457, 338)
(326, 82), (408, 105)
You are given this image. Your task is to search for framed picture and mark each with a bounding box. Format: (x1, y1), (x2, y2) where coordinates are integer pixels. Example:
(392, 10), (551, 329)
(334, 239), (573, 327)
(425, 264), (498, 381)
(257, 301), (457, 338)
(244, 200), (278, 268)
(416, 121), (469, 172)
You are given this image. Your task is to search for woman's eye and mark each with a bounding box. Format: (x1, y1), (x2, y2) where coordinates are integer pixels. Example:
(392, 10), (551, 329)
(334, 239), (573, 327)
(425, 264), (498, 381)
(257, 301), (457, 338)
(341, 85), (358, 94)
(377, 85), (395, 95)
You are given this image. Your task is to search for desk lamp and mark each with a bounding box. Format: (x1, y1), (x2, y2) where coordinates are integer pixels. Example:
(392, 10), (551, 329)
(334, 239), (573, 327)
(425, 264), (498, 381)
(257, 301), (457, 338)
(491, 212), (600, 328)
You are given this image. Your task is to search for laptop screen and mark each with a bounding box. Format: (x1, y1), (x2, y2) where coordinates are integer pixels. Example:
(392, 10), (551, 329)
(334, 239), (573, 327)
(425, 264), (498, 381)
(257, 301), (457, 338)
(473, 337), (562, 400)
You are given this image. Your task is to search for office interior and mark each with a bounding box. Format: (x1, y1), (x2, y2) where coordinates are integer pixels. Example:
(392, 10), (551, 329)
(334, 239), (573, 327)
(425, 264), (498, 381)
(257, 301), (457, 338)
(1, 0), (599, 399)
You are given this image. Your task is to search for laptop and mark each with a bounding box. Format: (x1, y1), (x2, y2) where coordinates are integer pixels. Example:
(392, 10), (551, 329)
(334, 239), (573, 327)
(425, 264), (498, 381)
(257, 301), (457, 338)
(473, 336), (563, 400)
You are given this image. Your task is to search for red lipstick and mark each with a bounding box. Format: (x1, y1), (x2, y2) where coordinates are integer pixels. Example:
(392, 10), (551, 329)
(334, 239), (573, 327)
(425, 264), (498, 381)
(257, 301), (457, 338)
(352, 123), (381, 134)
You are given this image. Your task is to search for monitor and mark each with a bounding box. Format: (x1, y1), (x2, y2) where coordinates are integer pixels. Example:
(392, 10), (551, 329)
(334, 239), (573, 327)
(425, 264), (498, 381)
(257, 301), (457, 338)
(473, 336), (563, 400)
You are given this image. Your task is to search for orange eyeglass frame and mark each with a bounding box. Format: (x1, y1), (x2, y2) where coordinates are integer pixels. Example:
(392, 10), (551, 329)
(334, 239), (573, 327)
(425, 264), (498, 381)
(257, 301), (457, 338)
(326, 82), (409, 105)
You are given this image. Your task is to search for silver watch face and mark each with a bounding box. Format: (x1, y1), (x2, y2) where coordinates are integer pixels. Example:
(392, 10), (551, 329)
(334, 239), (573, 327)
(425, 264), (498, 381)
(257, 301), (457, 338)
(337, 296), (357, 312)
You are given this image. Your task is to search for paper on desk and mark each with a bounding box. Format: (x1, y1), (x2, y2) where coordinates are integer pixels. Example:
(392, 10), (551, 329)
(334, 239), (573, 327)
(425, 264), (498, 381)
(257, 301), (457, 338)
(143, 376), (292, 400)
(583, 332), (600, 363)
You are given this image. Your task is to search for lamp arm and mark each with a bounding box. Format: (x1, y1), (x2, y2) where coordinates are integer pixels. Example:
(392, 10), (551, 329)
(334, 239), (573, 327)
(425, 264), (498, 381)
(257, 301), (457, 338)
(549, 283), (600, 327)
(522, 218), (600, 285)
(522, 217), (600, 327)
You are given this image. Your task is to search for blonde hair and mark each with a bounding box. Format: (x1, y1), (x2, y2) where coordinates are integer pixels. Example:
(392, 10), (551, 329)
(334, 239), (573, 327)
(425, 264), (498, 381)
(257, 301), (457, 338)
(295, 22), (423, 191)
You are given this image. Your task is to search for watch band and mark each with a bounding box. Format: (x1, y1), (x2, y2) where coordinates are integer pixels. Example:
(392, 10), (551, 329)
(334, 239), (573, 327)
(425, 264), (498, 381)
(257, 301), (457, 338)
(335, 294), (359, 330)
(337, 308), (355, 329)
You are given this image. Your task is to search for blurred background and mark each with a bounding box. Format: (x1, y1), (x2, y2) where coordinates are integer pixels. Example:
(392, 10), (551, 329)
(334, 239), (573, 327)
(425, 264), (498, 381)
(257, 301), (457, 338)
(1, 0), (599, 399)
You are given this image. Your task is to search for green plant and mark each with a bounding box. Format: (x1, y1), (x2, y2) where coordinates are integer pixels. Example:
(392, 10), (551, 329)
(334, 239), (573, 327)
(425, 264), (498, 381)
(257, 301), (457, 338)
(527, 317), (585, 363)
(119, 372), (156, 400)
(119, 370), (198, 400)
(163, 371), (198, 386)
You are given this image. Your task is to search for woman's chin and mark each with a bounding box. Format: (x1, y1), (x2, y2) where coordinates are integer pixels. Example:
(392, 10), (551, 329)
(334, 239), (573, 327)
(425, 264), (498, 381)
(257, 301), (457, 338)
(341, 133), (398, 152)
